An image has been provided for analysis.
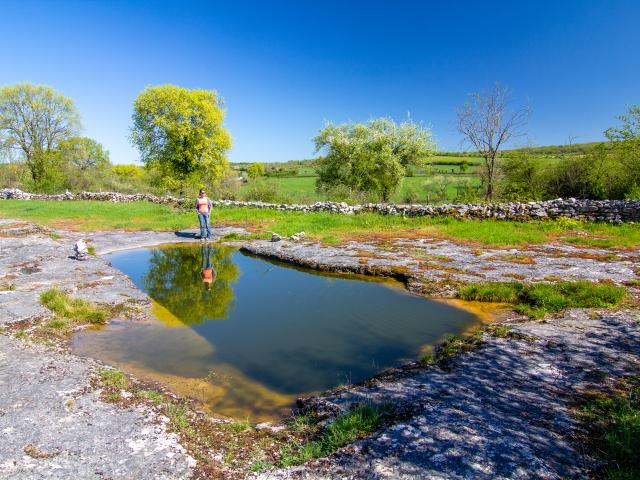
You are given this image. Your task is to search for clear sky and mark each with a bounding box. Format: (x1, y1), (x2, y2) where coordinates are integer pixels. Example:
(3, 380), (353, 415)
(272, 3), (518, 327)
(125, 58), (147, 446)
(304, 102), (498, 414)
(1, 0), (639, 164)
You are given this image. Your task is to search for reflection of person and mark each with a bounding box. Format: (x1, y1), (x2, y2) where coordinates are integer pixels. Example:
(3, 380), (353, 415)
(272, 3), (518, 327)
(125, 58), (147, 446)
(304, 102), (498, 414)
(195, 189), (213, 242)
(201, 244), (216, 290)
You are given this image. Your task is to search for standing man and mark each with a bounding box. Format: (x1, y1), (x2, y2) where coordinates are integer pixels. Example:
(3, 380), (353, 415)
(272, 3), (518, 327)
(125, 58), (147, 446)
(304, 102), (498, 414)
(195, 189), (213, 242)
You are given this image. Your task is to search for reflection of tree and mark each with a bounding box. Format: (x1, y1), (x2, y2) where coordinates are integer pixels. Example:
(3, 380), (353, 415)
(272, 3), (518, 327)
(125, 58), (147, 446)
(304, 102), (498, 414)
(143, 244), (239, 325)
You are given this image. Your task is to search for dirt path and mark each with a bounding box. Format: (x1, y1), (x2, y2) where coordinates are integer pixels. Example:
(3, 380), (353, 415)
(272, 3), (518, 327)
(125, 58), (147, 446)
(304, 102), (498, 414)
(1, 219), (638, 479)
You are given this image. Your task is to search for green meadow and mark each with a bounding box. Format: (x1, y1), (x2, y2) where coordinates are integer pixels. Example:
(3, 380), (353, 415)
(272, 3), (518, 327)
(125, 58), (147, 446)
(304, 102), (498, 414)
(2, 199), (639, 248)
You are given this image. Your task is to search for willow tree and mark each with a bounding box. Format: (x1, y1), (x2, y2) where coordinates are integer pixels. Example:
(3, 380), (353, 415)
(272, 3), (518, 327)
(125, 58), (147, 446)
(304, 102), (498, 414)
(0, 83), (80, 182)
(130, 85), (231, 193)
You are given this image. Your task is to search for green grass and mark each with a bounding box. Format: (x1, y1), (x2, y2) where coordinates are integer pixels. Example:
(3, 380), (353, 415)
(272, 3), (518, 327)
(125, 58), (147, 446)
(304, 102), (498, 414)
(279, 404), (386, 467)
(40, 288), (107, 324)
(458, 280), (627, 318)
(2, 199), (640, 248)
(138, 389), (164, 405)
(221, 418), (252, 433)
(579, 379), (640, 479)
(166, 402), (196, 437)
(240, 174), (482, 204)
(421, 333), (484, 365)
(248, 459), (275, 472)
(289, 413), (314, 433)
(96, 368), (130, 389)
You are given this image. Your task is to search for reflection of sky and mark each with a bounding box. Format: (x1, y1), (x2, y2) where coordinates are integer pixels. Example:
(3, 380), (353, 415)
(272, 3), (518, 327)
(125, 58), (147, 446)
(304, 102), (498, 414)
(104, 245), (479, 393)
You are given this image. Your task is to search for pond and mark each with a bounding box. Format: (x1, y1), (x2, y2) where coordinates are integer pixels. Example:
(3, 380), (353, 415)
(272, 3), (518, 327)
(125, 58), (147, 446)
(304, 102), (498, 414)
(72, 244), (483, 421)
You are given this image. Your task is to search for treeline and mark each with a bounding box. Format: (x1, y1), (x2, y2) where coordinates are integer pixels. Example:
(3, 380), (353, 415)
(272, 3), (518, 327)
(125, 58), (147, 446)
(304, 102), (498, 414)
(1, 81), (638, 203)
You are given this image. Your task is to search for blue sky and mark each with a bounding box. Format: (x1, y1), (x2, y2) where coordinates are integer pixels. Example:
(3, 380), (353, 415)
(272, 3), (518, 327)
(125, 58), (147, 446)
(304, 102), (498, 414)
(1, 0), (639, 164)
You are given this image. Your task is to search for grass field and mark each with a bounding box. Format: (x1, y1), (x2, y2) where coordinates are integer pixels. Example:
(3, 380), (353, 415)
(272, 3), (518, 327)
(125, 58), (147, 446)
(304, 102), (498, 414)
(1, 199), (639, 249)
(234, 153), (569, 204)
(240, 175), (483, 204)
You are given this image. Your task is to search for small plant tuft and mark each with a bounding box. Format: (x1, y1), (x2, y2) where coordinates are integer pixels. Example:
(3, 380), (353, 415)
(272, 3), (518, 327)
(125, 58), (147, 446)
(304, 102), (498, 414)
(40, 288), (108, 324)
(221, 418), (252, 433)
(138, 389), (163, 405)
(97, 368), (129, 389)
(278, 404), (388, 467)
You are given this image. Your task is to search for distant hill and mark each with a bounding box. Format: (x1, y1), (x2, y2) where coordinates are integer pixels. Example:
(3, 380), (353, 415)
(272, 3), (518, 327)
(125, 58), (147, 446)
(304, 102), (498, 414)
(438, 141), (602, 157)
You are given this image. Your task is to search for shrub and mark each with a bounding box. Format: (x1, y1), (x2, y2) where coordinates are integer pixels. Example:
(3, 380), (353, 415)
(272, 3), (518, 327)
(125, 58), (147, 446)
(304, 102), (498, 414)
(424, 176), (451, 203)
(401, 184), (420, 204)
(247, 162), (265, 179)
(322, 184), (378, 204)
(241, 179), (287, 203)
(498, 154), (548, 201)
(315, 118), (435, 202)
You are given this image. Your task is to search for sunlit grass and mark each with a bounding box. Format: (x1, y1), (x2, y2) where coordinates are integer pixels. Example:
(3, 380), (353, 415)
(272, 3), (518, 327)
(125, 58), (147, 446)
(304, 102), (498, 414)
(458, 280), (627, 318)
(40, 288), (108, 324)
(1, 199), (639, 248)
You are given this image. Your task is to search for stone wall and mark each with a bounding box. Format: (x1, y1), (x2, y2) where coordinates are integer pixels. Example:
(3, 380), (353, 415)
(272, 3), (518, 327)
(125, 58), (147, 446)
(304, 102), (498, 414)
(2, 188), (639, 222)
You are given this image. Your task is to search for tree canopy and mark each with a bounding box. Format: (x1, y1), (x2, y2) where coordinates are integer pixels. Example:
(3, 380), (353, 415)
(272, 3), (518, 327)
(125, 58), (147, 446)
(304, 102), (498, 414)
(247, 162), (265, 179)
(57, 137), (110, 171)
(314, 118), (435, 202)
(0, 83), (80, 181)
(130, 85), (232, 192)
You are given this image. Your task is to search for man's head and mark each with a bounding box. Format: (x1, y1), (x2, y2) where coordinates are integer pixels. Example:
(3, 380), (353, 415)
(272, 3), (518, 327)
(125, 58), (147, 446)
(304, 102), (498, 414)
(199, 189), (206, 197)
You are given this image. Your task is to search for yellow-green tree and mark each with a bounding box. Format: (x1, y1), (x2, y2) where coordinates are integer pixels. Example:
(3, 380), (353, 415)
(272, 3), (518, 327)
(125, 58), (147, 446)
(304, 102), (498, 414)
(130, 85), (231, 192)
(247, 162), (265, 180)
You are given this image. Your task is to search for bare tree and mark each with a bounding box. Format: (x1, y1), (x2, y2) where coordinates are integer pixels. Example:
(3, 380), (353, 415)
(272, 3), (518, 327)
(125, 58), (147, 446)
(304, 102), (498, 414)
(456, 83), (530, 200)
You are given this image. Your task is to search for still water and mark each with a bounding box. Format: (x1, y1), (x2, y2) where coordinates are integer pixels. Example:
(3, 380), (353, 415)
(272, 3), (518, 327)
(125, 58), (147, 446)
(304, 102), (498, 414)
(72, 244), (481, 420)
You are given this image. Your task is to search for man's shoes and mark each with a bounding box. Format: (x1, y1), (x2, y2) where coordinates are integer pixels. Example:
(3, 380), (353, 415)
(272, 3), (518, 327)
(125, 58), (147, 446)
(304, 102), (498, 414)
(200, 237), (205, 243)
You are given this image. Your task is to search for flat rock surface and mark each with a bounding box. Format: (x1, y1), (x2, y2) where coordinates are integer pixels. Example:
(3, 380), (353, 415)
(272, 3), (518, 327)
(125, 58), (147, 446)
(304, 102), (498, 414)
(0, 335), (195, 479)
(1, 219), (639, 479)
(243, 238), (639, 294)
(253, 309), (640, 480)
(0, 221), (246, 479)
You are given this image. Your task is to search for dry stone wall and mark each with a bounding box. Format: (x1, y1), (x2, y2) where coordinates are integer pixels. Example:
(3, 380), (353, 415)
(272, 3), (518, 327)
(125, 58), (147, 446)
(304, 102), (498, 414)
(2, 188), (639, 222)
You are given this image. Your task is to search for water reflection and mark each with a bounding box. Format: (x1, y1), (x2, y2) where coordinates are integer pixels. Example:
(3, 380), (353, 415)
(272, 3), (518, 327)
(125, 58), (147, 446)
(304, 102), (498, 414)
(142, 244), (238, 324)
(73, 244), (484, 420)
(200, 245), (216, 290)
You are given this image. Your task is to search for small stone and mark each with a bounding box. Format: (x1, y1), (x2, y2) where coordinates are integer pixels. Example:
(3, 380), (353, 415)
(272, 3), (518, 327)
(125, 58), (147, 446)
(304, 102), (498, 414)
(271, 233), (282, 242)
